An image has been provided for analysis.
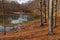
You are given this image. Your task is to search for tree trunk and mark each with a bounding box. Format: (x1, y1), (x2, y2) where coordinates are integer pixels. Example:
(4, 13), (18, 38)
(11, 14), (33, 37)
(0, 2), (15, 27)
(48, 0), (54, 35)
(53, 0), (58, 28)
(2, 0), (6, 35)
(44, 0), (47, 23)
(48, 0), (49, 19)
(40, 0), (44, 26)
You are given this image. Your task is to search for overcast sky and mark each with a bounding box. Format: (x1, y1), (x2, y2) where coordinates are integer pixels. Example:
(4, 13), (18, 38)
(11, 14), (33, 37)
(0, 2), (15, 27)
(6, 0), (33, 4)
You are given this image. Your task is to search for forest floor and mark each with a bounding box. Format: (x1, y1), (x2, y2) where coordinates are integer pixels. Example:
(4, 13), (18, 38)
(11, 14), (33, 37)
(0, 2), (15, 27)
(0, 17), (60, 40)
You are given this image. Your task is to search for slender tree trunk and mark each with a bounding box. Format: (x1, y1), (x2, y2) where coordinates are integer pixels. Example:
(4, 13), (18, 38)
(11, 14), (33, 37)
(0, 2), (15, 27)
(44, 0), (47, 23)
(53, 0), (58, 28)
(40, 0), (44, 26)
(50, 0), (53, 34)
(48, 0), (49, 19)
(2, 0), (6, 35)
(48, 0), (54, 35)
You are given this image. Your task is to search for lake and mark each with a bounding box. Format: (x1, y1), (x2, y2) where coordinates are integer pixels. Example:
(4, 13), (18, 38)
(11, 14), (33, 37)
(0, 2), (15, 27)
(0, 25), (21, 32)
(0, 15), (28, 32)
(9, 15), (28, 24)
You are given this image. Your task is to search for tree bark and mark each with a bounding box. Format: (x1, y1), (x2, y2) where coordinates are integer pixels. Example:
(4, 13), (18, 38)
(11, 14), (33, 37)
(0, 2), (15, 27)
(48, 0), (49, 19)
(53, 0), (58, 28)
(48, 0), (54, 35)
(2, 0), (6, 35)
(44, 0), (47, 23)
(40, 0), (44, 26)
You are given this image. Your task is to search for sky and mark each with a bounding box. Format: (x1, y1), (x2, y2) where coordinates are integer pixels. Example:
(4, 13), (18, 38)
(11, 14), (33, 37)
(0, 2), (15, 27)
(6, 0), (33, 4)
(17, 0), (33, 4)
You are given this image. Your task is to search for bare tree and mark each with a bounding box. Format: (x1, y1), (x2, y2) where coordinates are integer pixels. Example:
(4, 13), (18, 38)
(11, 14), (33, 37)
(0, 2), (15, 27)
(44, 0), (47, 23)
(53, 0), (58, 28)
(48, 0), (54, 35)
(2, 0), (6, 35)
(40, 0), (44, 26)
(48, 0), (49, 19)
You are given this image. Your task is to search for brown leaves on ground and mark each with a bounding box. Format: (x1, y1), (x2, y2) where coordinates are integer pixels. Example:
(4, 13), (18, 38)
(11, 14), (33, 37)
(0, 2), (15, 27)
(0, 17), (60, 40)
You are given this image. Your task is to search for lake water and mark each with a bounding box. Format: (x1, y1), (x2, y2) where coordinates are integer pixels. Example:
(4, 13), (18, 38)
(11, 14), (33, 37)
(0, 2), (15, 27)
(0, 15), (28, 32)
(9, 15), (28, 24)
(0, 25), (21, 32)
